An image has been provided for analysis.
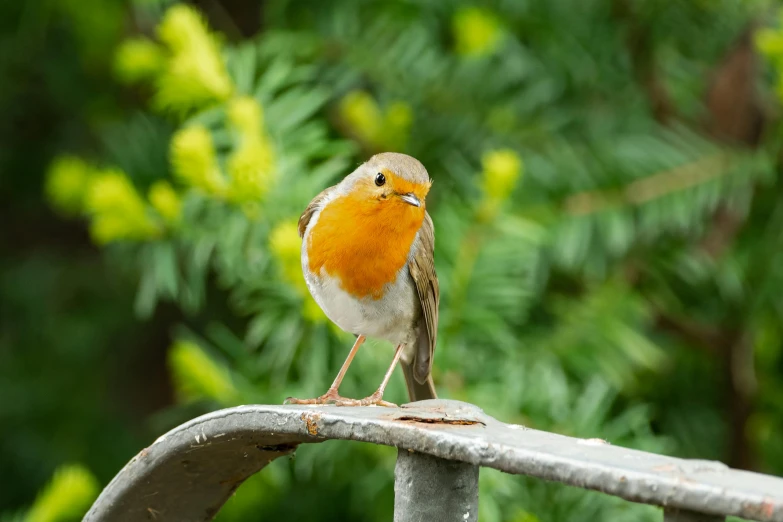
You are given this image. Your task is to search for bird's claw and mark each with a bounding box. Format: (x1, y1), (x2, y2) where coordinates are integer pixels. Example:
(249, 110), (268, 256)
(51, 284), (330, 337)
(351, 391), (397, 407)
(284, 389), (346, 405)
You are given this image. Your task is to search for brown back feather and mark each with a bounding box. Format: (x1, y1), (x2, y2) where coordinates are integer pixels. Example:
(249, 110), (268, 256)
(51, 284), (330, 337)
(408, 212), (439, 383)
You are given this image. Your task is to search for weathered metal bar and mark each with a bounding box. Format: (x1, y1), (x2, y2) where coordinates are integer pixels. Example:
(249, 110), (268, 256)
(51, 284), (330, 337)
(394, 449), (479, 522)
(85, 400), (783, 522)
(663, 508), (725, 522)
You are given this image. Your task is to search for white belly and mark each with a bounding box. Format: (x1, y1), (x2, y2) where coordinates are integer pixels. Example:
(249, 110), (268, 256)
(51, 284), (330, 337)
(302, 262), (419, 345)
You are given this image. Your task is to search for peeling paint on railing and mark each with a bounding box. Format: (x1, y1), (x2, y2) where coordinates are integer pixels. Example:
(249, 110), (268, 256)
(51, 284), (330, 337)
(85, 400), (783, 522)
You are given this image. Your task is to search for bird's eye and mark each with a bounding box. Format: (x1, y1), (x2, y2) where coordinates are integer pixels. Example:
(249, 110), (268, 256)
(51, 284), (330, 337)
(375, 172), (386, 186)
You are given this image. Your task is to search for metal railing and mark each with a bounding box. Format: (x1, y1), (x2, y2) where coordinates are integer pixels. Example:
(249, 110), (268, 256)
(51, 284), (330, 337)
(85, 399), (783, 522)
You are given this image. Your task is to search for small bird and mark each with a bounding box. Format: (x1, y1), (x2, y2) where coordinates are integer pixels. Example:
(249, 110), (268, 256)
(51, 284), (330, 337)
(286, 152), (439, 406)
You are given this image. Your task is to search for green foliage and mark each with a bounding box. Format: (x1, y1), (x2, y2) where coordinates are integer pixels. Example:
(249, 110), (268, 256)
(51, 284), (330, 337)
(5, 0), (783, 520)
(153, 5), (233, 113)
(26, 465), (98, 522)
(168, 340), (240, 405)
(0, 464), (99, 522)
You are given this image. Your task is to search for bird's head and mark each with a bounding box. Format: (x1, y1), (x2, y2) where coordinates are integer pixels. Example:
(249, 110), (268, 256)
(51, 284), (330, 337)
(343, 152), (432, 215)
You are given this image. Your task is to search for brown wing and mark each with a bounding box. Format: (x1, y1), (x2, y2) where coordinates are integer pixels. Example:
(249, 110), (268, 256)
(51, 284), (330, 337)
(408, 212), (439, 384)
(298, 186), (336, 238)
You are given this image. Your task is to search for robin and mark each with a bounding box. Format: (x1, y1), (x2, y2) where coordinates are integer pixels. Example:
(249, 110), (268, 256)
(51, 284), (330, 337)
(286, 152), (439, 407)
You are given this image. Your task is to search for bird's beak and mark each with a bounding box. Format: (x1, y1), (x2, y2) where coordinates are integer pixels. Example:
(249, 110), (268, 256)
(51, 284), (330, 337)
(398, 192), (421, 208)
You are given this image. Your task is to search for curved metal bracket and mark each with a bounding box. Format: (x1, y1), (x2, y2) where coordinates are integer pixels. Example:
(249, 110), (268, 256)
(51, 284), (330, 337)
(85, 400), (783, 522)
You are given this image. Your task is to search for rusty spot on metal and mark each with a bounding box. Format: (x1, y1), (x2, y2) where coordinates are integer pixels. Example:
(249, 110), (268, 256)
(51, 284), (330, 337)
(300, 412), (321, 435)
(739, 497), (779, 520)
(763, 499), (775, 518)
(395, 415), (484, 426)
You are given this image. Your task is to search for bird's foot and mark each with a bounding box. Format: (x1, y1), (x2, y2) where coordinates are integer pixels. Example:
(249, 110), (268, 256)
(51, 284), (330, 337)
(354, 391), (397, 408)
(284, 389), (348, 405)
(284, 390), (397, 408)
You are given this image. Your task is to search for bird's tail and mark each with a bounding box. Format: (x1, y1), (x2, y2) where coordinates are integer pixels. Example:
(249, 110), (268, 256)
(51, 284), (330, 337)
(401, 360), (437, 402)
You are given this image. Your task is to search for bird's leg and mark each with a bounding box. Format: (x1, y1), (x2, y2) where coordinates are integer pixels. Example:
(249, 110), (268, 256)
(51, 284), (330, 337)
(285, 335), (366, 405)
(355, 343), (405, 407)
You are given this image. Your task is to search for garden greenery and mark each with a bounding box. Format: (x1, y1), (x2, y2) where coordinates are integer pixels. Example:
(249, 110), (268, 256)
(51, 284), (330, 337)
(19, 1), (783, 520)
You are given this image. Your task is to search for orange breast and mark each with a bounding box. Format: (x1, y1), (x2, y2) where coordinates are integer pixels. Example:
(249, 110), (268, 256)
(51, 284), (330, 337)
(307, 191), (425, 299)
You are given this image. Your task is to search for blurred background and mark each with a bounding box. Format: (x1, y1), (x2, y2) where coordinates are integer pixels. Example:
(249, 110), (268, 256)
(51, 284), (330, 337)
(2, 0), (783, 520)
